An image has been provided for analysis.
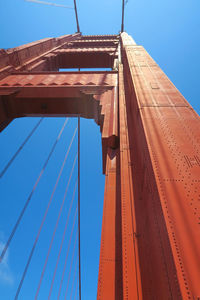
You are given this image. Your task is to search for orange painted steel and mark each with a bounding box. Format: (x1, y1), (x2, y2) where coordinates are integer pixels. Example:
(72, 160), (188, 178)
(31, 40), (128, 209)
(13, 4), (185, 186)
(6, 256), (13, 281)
(0, 32), (200, 299)
(120, 32), (200, 299)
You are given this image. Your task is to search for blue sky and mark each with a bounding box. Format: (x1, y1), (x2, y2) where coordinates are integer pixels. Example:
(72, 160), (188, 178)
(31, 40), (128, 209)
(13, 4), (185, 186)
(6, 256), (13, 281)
(0, 0), (200, 299)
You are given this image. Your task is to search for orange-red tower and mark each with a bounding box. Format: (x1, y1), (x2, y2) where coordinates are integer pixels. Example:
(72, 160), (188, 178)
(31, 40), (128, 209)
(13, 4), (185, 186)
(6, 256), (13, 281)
(0, 32), (200, 299)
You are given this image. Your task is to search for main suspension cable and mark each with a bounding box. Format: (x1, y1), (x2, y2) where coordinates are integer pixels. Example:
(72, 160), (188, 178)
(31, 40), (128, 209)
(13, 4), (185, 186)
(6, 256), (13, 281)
(35, 154), (78, 299)
(0, 118), (43, 178)
(0, 118), (68, 263)
(48, 181), (78, 300)
(14, 125), (77, 300)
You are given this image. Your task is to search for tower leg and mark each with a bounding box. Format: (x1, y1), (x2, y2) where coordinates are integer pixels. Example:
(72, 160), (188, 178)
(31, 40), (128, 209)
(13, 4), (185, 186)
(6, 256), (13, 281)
(97, 148), (123, 299)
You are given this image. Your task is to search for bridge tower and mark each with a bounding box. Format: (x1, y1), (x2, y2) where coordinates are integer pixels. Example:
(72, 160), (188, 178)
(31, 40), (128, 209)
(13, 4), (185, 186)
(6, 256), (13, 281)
(0, 32), (200, 299)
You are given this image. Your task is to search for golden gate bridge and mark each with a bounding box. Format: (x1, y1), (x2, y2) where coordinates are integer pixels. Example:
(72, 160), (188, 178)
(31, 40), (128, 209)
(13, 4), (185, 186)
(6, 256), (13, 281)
(0, 1), (200, 300)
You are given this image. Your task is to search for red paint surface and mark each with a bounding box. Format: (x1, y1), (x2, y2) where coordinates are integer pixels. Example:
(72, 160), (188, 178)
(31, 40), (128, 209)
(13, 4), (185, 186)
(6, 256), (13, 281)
(0, 32), (200, 299)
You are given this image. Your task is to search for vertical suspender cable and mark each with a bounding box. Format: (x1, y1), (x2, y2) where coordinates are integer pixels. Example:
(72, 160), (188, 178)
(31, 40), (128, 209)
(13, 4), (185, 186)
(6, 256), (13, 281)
(73, 0), (80, 32)
(0, 118), (68, 263)
(0, 118), (43, 178)
(78, 116), (81, 300)
(121, 0), (125, 32)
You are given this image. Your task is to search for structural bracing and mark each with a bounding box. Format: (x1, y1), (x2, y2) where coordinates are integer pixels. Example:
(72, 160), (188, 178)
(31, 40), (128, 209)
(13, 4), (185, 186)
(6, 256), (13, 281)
(0, 32), (200, 299)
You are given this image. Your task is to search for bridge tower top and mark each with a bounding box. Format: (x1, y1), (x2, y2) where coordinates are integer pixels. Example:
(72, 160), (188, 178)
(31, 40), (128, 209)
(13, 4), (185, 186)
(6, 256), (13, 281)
(0, 31), (200, 299)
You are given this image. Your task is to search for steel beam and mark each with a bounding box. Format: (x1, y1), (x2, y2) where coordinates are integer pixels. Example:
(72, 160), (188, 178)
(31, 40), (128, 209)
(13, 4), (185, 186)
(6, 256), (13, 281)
(121, 32), (200, 299)
(0, 32), (200, 299)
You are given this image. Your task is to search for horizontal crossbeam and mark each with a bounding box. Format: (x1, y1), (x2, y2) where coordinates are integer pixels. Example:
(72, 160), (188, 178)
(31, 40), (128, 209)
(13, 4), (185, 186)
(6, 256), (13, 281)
(0, 71), (119, 173)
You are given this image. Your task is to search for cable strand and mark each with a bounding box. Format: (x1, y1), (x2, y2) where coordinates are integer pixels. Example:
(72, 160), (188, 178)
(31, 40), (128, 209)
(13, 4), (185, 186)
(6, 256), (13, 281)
(0, 118), (43, 178)
(14, 124), (77, 299)
(70, 257), (78, 300)
(0, 118), (68, 263)
(57, 207), (78, 300)
(35, 154), (78, 299)
(73, 275), (79, 300)
(64, 232), (78, 300)
(48, 180), (78, 300)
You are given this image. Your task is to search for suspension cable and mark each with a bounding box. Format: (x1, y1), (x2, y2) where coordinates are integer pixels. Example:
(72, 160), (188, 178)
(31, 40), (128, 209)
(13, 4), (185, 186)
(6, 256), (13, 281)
(57, 207), (78, 300)
(25, 0), (80, 31)
(73, 275), (79, 300)
(64, 232), (78, 300)
(0, 118), (43, 178)
(35, 154), (78, 299)
(14, 125), (77, 300)
(25, 0), (74, 9)
(48, 181), (78, 300)
(0, 118), (68, 263)
(121, 0), (125, 32)
(70, 257), (78, 299)
(73, 0), (80, 33)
